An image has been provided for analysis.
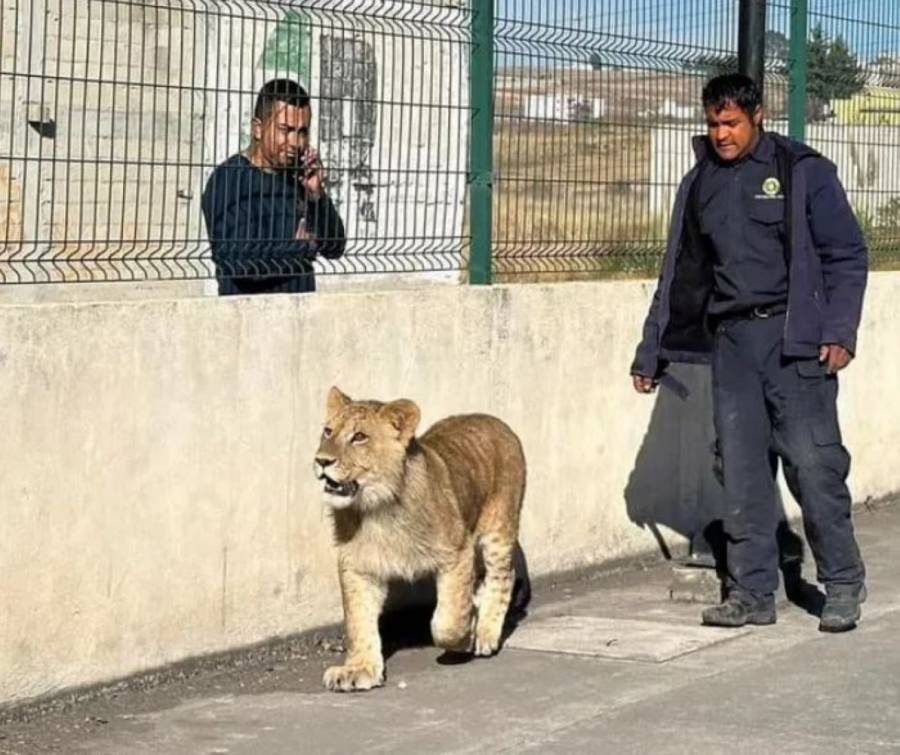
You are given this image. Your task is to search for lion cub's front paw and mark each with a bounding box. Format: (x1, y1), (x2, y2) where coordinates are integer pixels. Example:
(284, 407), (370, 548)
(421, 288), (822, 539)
(322, 662), (384, 693)
(474, 622), (502, 657)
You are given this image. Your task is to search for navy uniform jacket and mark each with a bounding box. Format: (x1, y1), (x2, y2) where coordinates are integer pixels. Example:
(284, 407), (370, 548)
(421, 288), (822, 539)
(632, 133), (868, 378)
(202, 154), (346, 295)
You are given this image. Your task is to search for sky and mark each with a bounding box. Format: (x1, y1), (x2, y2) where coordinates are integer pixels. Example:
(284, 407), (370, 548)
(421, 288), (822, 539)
(495, 0), (899, 68)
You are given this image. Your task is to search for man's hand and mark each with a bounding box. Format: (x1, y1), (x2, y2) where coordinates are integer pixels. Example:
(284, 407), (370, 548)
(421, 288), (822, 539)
(632, 375), (657, 394)
(299, 147), (324, 199)
(819, 344), (853, 374)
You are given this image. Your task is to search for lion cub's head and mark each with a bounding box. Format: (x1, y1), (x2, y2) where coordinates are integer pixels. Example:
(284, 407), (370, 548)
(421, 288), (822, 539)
(313, 386), (421, 511)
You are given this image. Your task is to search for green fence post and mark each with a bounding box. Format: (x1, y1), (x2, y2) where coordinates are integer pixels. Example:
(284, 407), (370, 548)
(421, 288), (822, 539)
(468, 0), (494, 285)
(788, 0), (808, 142)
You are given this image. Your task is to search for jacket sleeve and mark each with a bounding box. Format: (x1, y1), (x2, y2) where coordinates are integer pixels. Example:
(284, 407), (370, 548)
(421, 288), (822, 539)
(202, 169), (316, 278)
(805, 159), (868, 354)
(304, 193), (346, 260)
(630, 171), (698, 378)
(630, 280), (666, 378)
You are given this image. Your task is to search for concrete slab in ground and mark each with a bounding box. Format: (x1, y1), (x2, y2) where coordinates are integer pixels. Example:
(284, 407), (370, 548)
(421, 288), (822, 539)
(505, 615), (750, 662)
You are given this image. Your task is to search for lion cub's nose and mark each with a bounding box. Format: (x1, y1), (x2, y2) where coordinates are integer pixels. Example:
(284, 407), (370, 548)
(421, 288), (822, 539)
(315, 456), (336, 470)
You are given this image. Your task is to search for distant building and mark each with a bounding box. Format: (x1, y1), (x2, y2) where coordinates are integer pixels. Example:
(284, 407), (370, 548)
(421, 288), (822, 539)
(658, 98), (696, 121)
(524, 95), (607, 122)
(832, 87), (900, 126)
(592, 98), (608, 119)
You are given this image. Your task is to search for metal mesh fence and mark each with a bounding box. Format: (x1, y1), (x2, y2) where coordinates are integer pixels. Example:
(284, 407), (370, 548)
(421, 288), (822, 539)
(492, 0), (739, 279)
(493, 0), (900, 279)
(0, 0), (470, 285)
(798, 0), (900, 270)
(0, 0), (898, 286)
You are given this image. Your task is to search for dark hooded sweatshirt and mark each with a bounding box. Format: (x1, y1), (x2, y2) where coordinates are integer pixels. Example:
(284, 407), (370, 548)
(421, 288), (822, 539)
(202, 154), (346, 296)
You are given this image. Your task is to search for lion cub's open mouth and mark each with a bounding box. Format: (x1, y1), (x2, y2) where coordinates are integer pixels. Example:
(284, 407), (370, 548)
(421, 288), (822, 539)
(321, 474), (360, 499)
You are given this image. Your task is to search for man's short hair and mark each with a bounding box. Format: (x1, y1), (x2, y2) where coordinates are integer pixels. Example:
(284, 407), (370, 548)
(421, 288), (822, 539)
(254, 78), (310, 122)
(702, 74), (762, 117)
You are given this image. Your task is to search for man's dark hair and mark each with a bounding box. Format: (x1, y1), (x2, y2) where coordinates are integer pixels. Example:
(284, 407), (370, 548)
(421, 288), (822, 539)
(702, 73), (762, 117)
(254, 78), (310, 122)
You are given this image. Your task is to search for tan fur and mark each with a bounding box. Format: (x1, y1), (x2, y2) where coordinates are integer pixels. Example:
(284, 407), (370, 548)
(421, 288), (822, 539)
(313, 387), (527, 692)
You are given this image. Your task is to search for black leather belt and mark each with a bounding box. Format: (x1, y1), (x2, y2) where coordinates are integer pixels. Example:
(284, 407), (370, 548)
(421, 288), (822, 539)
(717, 302), (787, 322)
(709, 303), (787, 330)
(745, 302), (787, 319)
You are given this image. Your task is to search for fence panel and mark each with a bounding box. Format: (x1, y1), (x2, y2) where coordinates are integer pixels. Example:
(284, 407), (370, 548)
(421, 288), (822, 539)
(492, 0), (738, 280)
(0, 0), (471, 284)
(0, 0), (897, 286)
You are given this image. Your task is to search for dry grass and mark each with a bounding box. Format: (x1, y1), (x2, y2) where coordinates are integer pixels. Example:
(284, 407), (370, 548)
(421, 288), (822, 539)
(490, 120), (666, 282)
(486, 109), (900, 282)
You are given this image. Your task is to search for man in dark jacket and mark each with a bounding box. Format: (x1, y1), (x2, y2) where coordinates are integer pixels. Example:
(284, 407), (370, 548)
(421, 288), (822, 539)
(202, 79), (345, 296)
(631, 74), (868, 632)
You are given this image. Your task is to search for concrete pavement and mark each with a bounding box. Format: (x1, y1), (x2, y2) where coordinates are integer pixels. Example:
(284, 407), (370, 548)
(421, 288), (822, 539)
(3, 499), (899, 754)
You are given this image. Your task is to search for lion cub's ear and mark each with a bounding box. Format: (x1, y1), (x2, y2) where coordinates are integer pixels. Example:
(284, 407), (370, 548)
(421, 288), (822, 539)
(380, 399), (421, 443)
(326, 386), (352, 417)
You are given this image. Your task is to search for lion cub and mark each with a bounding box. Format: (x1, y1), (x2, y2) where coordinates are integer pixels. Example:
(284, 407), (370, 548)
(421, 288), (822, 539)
(313, 387), (526, 692)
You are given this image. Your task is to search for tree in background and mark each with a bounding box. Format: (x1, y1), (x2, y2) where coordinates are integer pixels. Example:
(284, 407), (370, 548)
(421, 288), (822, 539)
(806, 24), (865, 119)
(681, 25), (864, 121)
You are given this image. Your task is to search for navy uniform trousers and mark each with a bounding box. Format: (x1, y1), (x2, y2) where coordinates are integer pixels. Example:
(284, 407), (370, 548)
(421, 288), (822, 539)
(711, 313), (865, 599)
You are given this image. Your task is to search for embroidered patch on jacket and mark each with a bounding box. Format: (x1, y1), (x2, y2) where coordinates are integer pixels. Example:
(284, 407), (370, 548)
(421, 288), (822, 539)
(755, 176), (784, 200)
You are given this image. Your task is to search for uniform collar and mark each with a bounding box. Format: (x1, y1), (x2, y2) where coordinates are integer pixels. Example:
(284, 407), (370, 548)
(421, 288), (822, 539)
(747, 131), (774, 164)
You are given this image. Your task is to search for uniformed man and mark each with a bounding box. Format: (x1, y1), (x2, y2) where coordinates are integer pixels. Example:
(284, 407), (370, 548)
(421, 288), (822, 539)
(631, 74), (868, 632)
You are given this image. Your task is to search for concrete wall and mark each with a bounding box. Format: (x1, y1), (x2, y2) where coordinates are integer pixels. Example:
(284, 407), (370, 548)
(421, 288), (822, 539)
(0, 1), (211, 282)
(2, 274), (900, 705)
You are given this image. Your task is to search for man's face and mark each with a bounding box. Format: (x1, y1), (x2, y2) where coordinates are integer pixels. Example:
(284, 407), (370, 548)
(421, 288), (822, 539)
(252, 101), (311, 170)
(704, 101), (762, 162)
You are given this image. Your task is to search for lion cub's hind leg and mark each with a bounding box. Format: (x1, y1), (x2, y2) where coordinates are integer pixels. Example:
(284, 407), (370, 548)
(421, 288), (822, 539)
(431, 542), (476, 653)
(473, 528), (517, 657)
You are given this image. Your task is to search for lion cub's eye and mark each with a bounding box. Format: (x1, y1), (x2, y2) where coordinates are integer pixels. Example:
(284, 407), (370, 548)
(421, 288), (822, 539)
(350, 431), (368, 444)
(322, 427), (333, 439)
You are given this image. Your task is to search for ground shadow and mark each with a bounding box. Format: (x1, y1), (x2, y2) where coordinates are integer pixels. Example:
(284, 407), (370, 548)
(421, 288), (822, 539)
(625, 364), (726, 564)
(780, 527), (825, 617)
(625, 362), (819, 611)
(380, 543), (532, 665)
